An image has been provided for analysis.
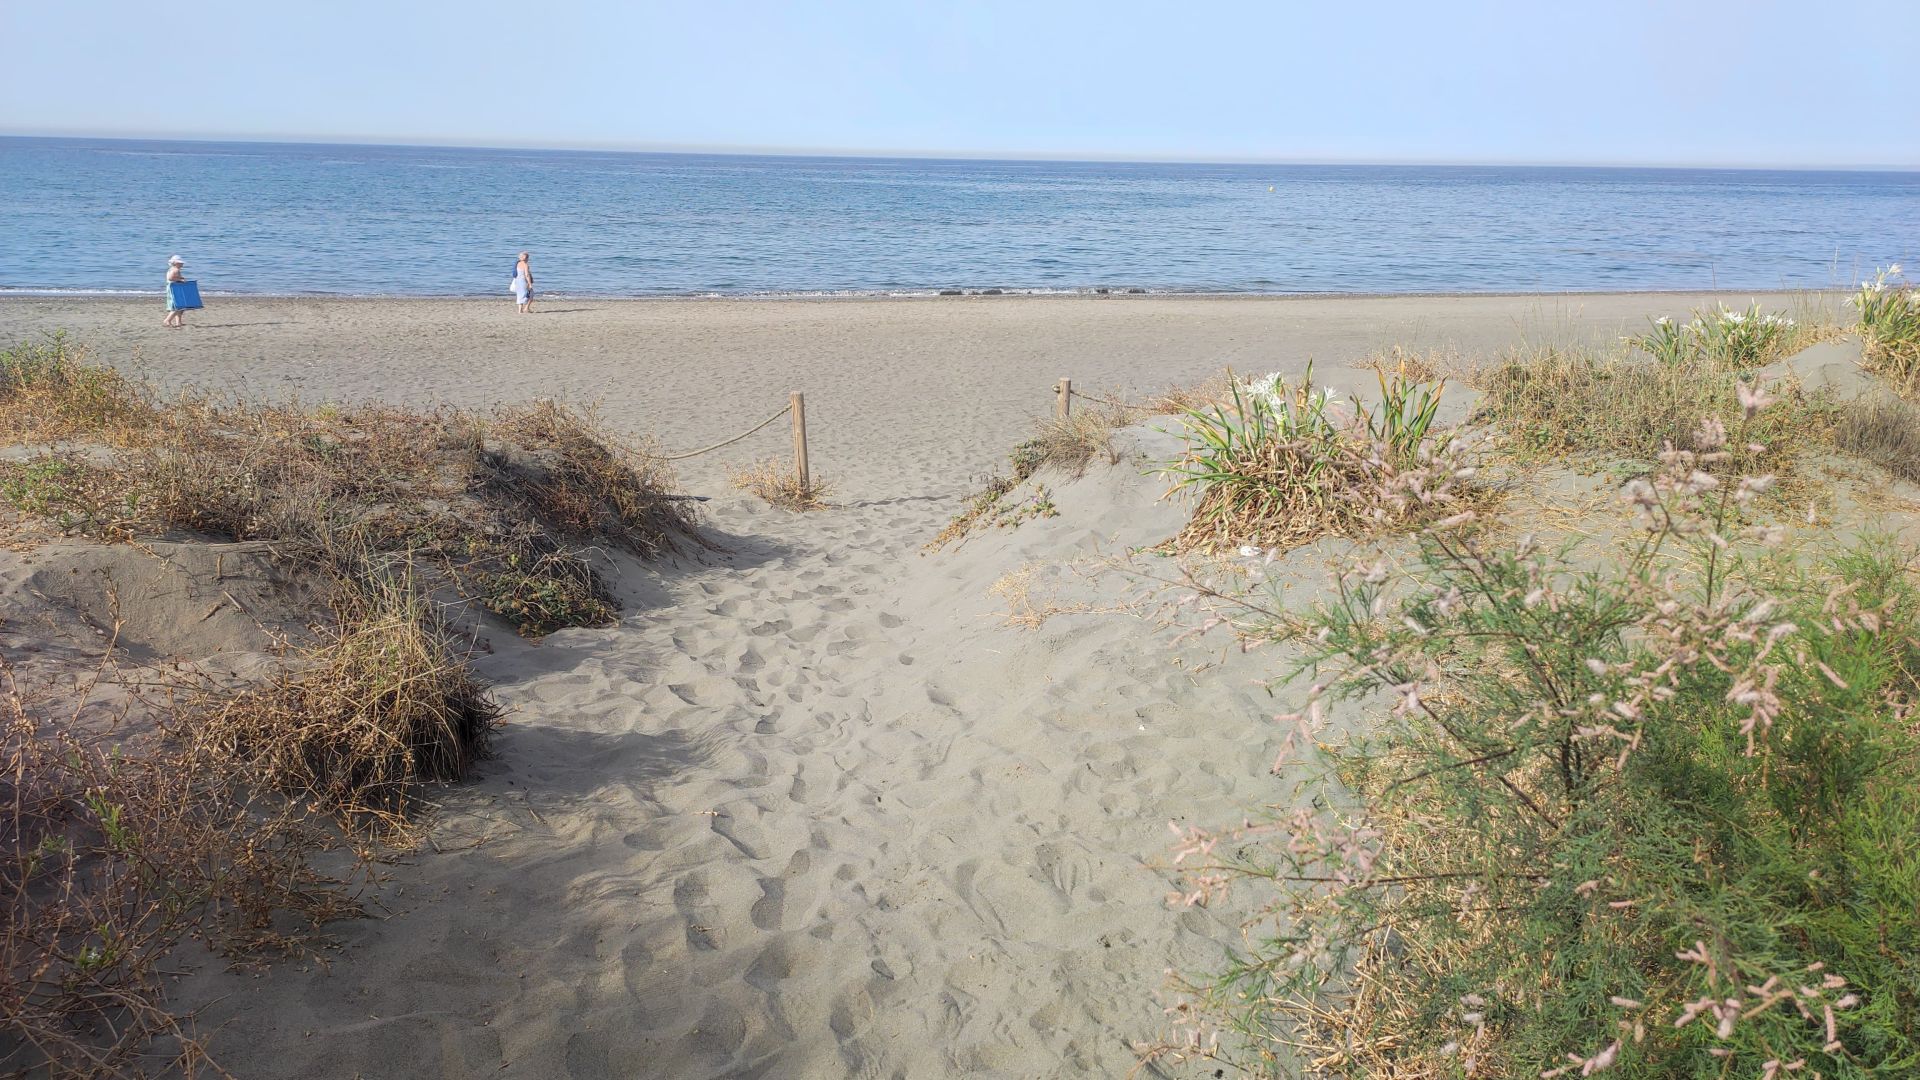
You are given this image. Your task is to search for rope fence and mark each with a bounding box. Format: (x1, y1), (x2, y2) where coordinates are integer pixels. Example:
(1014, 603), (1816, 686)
(1051, 377), (1156, 417)
(660, 402), (792, 461)
(660, 391), (811, 490)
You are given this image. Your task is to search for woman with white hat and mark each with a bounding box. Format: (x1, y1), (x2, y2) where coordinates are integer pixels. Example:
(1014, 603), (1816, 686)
(512, 251), (534, 314)
(164, 255), (190, 328)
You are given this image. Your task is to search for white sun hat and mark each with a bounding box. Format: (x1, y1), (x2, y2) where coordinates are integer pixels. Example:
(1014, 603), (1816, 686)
(168, 255), (185, 265)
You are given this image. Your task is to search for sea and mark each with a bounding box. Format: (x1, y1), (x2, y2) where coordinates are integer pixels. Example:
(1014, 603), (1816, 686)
(2, 136), (1916, 298)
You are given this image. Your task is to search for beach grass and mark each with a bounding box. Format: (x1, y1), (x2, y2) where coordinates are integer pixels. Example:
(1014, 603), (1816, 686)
(183, 558), (500, 823)
(1834, 392), (1920, 485)
(1478, 342), (1834, 471)
(0, 334), (698, 637)
(727, 457), (834, 511)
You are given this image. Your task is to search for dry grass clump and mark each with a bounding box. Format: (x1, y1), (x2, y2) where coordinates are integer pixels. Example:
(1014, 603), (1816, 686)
(1020, 375), (1236, 486)
(0, 337), (699, 638)
(1480, 343), (1831, 470)
(1015, 406), (1131, 479)
(0, 333), (157, 444)
(3, 663), (360, 1078)
(1137, 373), (1233, 415)
(1834, 393), (1920, 485)
(490, 400), (695, 555)
(928, 378), (1225, 551)
(726, 458), (834, 511)
(182, 565), (499, 824)
(1356, 344), (1465, 384)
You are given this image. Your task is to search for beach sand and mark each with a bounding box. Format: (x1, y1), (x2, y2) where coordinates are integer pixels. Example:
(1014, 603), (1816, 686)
(0, 291), (1831, 499)
(0, 293), (1842, 1077)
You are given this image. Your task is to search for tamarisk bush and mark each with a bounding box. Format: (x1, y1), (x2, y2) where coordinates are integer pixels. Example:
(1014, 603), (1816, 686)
(1164, 390), (1920, 1077)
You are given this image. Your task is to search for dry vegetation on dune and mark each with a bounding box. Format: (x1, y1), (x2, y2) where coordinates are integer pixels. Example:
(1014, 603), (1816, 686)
(4, 663), (363, 1078)
(1, 333), (697, 1076)
(183, 566), (500, 821)
(0, 335), (698, 636)
(727, 457), (834, 511)
(1835, 393), (1920, 485)
(1479, 342), (1834, 471)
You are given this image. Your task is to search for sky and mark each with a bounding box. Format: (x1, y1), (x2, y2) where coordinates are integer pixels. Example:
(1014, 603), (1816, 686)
(4, 0), (1916, 167)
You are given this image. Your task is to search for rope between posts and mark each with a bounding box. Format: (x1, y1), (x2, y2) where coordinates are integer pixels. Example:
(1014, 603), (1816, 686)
(1067, 387), (1156, 411)
(661, 403), (792, 461)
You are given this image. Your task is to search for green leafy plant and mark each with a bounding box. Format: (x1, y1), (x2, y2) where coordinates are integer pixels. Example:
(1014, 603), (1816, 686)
(1851, 266), (1920, 387)
(1628, 303), (1802, 369)
(1363, 364), (1445, 461)
(1164, 365), (1464, 552)
(476, 549), (617, 637)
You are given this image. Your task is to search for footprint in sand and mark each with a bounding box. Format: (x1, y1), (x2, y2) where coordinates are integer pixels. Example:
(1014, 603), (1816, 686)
(1033, 841), (1093, 900)
(749, 850), (820, 932)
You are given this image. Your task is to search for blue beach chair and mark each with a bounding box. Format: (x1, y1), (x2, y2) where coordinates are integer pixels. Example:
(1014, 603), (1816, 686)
(167, 280), (204, 310)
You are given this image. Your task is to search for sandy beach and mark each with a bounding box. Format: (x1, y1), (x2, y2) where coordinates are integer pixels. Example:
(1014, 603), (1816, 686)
(0, 292), (1832, 499)
(0, 292), (1855, 1077)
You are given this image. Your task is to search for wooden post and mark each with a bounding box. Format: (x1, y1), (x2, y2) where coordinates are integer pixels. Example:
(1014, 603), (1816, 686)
(790, 391), (810, 491)
(1056, 377), (1071, 420)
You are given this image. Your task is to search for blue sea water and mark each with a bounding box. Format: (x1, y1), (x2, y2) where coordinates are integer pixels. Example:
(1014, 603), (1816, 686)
(2, 136), (1916, 298)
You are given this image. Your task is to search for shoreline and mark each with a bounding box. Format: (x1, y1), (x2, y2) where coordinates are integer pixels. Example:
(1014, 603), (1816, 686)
(0, 285), (1857, 303)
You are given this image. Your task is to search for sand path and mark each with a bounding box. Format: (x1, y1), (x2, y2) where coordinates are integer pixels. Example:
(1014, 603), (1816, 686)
(171, 439), (1285, 1079)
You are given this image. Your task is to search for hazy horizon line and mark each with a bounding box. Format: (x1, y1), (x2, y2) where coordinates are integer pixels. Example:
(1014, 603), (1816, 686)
(4, 127), (1918, 173)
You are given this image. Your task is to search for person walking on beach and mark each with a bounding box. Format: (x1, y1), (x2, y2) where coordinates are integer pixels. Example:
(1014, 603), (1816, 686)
(512, 251), (535, 314)
(162, 255), (200, 328)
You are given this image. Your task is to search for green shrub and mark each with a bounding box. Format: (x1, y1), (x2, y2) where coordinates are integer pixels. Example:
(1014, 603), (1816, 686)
(1167, 398), (1920, 1077)
(1852, 267), (1920, 387)
(475, 551), (617, 636)
(1163, 365), (1461, 553)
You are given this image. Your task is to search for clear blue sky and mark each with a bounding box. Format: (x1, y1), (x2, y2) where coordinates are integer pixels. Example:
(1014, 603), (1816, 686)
(5, 0), (1916, 166)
